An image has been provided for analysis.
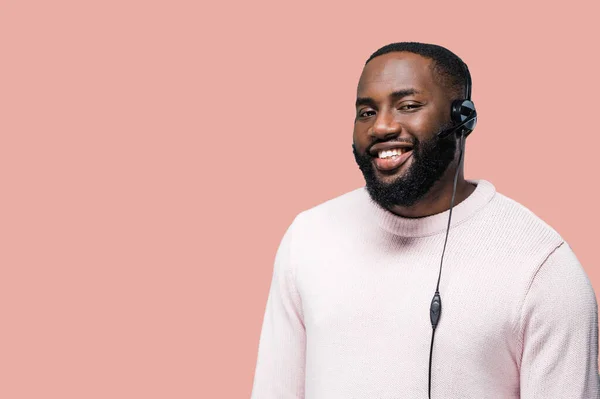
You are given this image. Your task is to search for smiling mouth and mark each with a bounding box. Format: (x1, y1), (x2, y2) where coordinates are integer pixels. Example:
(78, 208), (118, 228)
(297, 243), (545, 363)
(372, 148), (414, 172)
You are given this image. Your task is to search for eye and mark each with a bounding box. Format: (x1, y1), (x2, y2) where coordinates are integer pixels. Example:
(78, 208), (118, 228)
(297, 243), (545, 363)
(358, 109), (376, 118)
(398, 103), (421, 111)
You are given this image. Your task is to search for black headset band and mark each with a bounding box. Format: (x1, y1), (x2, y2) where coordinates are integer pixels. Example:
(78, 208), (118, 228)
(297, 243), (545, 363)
(462, 62), (472, 101)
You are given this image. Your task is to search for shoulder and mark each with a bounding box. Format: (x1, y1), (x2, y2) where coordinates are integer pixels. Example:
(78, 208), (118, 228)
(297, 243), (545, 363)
(449, 181), (568, 282)
(480, 186), (564, 250)
(282, 186), (375, 256)
(519, 240), (597, 339)
(541, 242), (594, 291)
(493, 190), (561, 236)
(292, 186), (371, 229)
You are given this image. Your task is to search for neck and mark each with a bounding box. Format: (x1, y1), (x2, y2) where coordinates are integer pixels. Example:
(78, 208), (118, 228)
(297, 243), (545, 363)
(386, 168), (476, 218)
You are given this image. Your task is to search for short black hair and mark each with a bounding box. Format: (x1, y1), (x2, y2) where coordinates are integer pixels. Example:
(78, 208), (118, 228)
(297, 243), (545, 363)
(365, 42), (469, 99)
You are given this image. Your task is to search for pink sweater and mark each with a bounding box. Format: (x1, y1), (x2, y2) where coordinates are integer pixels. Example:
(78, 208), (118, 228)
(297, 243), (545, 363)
(251, 179), (599, 398)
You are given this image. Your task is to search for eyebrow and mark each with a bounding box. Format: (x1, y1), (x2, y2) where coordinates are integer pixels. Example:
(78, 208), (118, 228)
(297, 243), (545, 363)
(355, 88), (421, 108)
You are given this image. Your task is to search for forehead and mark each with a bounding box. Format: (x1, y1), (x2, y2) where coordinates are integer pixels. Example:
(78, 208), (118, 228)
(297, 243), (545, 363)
(357, 52), (438, 97)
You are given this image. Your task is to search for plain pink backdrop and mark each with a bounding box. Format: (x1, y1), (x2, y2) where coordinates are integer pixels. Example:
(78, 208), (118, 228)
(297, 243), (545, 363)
(1, 0), (598, 398)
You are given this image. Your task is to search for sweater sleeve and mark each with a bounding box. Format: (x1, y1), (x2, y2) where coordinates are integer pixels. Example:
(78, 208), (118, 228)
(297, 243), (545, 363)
(519, 241), (600, 398)
(250, 218), (306, 399)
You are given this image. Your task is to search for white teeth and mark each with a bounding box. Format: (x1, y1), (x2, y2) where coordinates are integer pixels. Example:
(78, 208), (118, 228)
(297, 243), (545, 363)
(378, 148), (405, 159)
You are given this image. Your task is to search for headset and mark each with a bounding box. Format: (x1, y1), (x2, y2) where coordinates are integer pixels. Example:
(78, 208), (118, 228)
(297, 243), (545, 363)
(437, 63), (477, 140)
(427, 62), (477, 398)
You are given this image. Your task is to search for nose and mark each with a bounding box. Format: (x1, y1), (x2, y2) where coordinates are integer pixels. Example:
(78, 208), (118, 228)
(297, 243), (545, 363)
(369, 108), (401, 140)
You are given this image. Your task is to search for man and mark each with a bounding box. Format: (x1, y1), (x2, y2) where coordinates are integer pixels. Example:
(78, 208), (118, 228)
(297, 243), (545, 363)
(250, 42), (599, 398)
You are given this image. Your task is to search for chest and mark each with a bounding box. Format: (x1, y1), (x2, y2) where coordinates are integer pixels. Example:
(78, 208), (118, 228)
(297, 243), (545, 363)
(296, 245), (523, 371)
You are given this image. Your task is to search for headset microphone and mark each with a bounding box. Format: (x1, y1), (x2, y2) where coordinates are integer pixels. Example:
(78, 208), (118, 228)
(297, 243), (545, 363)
(437, 110), (477, 140)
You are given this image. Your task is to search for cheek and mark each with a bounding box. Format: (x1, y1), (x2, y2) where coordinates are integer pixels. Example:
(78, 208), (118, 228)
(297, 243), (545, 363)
(406, 108), (447, 138)
(352, 124), (368, 147)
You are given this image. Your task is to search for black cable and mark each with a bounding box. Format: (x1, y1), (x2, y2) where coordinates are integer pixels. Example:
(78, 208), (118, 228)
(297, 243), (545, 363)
(428, 132), (466, 399)
(428, 326), (437, 397)
(436, 133), (464, 293)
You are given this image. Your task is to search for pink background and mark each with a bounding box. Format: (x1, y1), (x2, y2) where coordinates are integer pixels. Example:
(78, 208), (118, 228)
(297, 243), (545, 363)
(1, 0), (598, 397)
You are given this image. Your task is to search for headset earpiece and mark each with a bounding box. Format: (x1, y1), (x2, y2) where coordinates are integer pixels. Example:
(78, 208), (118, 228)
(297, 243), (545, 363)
(451, 99), (477, 137)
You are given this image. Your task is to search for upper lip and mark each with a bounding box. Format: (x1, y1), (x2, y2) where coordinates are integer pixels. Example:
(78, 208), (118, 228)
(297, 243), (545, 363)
(369, 141), (414, 157)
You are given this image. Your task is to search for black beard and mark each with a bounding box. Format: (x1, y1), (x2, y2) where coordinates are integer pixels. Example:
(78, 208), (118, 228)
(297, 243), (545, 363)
(352, 131), (457, 210)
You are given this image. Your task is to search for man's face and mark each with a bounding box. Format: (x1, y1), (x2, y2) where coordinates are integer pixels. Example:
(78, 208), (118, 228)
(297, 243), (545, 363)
(352, 52), (458, 210)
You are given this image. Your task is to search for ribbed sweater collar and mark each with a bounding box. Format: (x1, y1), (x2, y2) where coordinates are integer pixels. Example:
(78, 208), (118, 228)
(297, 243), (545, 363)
(366, 179), (496, 237)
